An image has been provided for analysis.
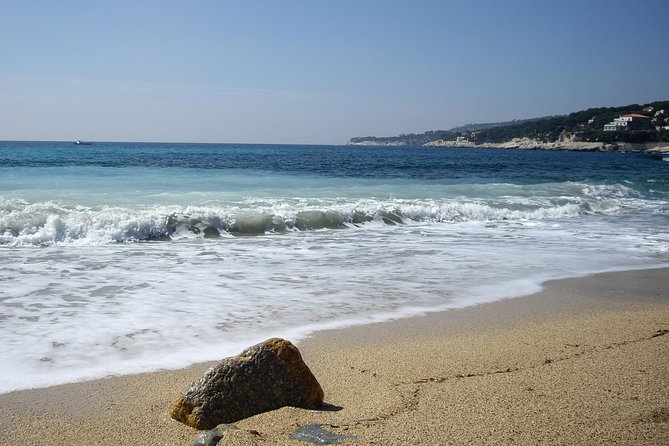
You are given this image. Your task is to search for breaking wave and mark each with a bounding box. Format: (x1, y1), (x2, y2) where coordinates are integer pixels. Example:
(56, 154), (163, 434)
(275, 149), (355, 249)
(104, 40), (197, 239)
(1, 183), (663, 246)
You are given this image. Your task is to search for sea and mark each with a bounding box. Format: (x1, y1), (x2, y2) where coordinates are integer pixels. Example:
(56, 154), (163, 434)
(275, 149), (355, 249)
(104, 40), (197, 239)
(1, 141), (668, 393)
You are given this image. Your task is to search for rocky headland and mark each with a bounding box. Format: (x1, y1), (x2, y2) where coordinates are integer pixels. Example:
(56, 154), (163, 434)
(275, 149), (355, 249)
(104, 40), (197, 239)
(347, 99), (669, 153)
(423, 137), (669, 153)
(348, 137), (669, 153)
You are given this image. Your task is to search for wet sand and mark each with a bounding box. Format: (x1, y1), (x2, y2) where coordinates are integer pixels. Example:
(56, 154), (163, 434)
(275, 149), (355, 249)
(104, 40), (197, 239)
(1, 268), (667, 445)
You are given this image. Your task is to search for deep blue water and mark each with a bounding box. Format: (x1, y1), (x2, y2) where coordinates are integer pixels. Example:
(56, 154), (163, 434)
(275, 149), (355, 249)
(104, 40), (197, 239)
(1, 141), (666, 185)
(1, 140), (668, 392)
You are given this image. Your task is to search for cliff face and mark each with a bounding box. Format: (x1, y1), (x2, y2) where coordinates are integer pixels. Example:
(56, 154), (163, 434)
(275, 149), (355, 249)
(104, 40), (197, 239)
(424, 138), (669, 152)
(347, 140), (408, 146)
(424, 137), (605, 151)
(347, 137), (669, 152)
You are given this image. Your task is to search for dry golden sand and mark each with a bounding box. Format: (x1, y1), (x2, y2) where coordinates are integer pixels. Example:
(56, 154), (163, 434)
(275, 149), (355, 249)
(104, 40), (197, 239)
(1, 268), (668, 445)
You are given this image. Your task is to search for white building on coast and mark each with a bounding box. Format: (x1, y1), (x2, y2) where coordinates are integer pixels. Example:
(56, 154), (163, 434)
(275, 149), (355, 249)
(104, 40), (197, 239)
(604, 113), (651, 131)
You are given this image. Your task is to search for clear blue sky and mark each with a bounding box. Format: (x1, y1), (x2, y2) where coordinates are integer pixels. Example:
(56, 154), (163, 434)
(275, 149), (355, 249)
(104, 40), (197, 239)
(1, 0), (668, 144)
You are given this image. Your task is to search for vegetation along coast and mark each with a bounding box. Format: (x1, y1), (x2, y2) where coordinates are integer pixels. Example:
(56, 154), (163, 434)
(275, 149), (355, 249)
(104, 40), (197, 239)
(348, 100), (669, 153)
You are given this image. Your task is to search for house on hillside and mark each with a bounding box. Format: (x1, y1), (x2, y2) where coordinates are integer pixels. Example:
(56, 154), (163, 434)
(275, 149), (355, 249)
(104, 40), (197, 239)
(603, 114), (651, 131)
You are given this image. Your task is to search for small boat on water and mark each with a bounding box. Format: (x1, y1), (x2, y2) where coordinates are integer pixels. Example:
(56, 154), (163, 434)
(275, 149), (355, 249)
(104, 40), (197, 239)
(74, 140), (93, 145)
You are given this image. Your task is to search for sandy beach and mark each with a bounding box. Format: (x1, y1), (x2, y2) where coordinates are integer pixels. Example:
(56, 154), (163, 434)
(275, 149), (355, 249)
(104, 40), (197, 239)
(1, 268), (667, 445)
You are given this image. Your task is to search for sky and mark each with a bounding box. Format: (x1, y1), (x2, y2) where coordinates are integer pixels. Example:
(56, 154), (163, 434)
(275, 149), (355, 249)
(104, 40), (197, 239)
(1, 0), (668, 145)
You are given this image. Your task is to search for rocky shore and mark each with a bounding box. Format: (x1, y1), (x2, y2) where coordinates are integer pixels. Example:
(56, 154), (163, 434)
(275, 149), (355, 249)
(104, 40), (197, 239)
(424, 137), (669, 153)
(348, 138), (669, 153)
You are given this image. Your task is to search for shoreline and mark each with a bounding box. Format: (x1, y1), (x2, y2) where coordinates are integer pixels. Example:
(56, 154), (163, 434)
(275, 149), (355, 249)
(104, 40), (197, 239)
(349, 139), (669, 153)
(1, 268), (667, 445)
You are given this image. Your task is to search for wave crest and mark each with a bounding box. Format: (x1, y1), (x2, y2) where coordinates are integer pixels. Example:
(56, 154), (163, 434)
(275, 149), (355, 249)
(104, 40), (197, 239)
(0, 183), (662, 246)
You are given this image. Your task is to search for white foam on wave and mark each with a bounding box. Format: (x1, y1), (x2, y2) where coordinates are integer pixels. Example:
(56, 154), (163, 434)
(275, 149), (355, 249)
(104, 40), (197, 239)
(0, 182), (663, 246)
(1, 208), (668, 394)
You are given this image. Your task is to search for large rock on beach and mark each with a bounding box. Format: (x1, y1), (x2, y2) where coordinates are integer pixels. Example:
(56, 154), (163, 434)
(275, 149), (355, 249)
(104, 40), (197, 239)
(169, 338), (324, 429)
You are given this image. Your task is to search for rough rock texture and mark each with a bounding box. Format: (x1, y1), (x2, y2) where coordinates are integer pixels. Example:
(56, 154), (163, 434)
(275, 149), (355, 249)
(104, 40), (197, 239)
(170, 338), (324, 429)
(424, 137), (608, 151)
(188, 428), (223, 446)
(187, 423), (238, 446)
(291, 424), (357, 444)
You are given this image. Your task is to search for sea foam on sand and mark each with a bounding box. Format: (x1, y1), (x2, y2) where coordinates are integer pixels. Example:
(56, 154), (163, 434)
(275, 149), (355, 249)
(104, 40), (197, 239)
(0, 268), (667, 445)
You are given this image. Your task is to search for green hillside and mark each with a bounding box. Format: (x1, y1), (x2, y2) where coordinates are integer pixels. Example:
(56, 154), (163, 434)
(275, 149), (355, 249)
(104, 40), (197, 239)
(349, 101), (669, 145)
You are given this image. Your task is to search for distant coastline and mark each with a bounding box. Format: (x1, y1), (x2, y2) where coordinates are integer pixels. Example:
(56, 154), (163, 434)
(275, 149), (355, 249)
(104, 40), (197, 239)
(348, 99), (669, 153)
(347, 137), (669, 153)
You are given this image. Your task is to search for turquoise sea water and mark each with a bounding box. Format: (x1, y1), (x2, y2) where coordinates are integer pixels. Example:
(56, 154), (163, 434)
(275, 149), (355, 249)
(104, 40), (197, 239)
(1, 141), (668, 392)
